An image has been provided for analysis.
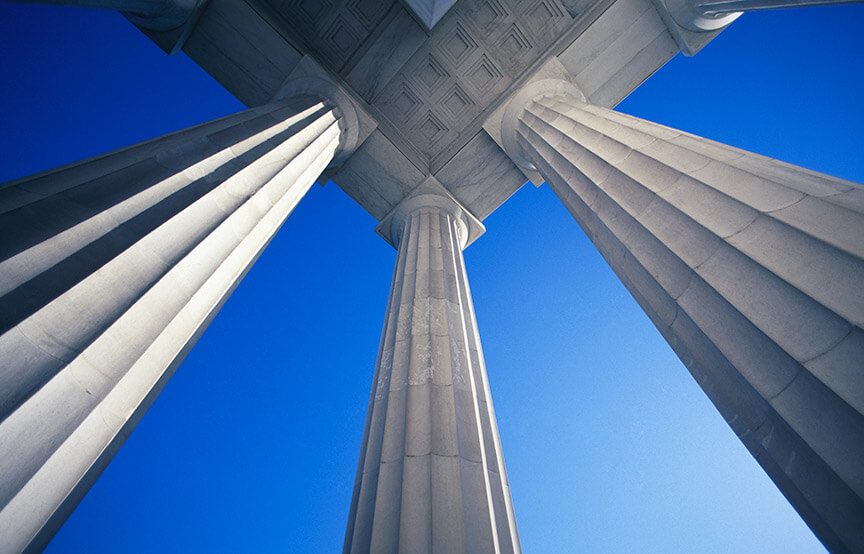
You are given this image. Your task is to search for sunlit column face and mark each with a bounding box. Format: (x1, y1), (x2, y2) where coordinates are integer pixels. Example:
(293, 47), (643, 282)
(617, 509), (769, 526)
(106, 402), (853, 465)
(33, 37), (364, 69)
(0, 95), (342, 552)
(345, 197), (520, 554)
(513, 94), (864, 554)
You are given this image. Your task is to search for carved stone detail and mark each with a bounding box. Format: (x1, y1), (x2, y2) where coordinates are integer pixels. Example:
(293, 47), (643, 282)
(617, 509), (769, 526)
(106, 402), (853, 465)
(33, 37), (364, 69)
(268, 0), (397, 72)
(371, 0), (573, 160)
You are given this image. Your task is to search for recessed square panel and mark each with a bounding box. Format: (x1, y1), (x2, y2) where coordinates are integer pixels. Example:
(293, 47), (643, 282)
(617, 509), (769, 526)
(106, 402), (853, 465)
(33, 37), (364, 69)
(465, 54), (503, 94)
(392, 83), (423, 121)
(348, 0), (391, 30)
(440, 23), (478, 67)
(324, 16), (363, 57)
(530, 0), (561, 20)
(522, 0), (569, 38)
(440, 84), (473, 120)
(475, 0), (508, 30)
(289, 0), (333, 24)
(498, 23), (531, 58)
(414, 54), (449, 94)
(413, 110), (448, 145)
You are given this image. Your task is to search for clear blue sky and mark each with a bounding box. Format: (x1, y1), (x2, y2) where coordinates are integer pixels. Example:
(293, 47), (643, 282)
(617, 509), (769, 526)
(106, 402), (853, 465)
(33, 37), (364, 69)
(1, 3), (862, 552)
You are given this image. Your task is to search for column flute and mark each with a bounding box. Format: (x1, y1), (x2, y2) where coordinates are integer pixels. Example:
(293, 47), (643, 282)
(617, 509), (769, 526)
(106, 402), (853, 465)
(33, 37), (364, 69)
(0, 91), (349, 552)
(344, 193), (521, 554)
(503, 88), (864, 554)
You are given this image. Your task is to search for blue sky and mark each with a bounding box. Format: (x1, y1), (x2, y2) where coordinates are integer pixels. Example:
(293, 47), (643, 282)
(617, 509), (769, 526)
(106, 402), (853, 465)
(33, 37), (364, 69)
(1, 3), (862, 552)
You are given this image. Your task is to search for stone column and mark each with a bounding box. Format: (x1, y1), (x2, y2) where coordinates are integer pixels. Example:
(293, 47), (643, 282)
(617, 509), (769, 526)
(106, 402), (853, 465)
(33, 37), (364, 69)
(344, 194), (520, 554)
(0, 94), (346, 552)
(506, 93), (863, 553)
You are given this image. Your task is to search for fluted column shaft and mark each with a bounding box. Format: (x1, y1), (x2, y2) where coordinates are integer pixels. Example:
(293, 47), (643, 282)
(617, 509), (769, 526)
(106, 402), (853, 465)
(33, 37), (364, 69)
(514, 95), (864, 553)
(344, 195), (520, 553)
(0, 95), (342, 552)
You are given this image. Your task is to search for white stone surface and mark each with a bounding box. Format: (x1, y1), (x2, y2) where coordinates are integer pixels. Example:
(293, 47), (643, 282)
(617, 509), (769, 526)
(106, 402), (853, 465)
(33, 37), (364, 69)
(0, 96), (342, 552)
(512, 94), (864, 554)
(183, 0), (304, 106)
(374, 177), (486, 248)
(0, 1), (770, 551)
(345, 193), (518, 553)
(663, 0), (740, 31)
(557, 0), (679, 104)
(169, 0), (719, 224)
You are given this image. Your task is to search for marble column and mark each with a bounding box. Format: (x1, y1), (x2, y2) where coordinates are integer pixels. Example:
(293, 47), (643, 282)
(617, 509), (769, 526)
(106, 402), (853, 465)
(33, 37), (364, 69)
(507, 93), (863, 553)
(344, 194), (520, 554)
(0, 94), (344, 552)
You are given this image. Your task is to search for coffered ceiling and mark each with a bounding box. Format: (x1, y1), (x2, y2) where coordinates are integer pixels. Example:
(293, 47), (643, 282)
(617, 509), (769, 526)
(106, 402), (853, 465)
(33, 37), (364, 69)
(159, 0), (717, 225)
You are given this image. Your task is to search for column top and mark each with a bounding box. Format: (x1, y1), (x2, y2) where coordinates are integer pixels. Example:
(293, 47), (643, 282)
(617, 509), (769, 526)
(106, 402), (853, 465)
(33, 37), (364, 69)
(273, 75), (361, 167)
(663, 0), (741, 31)
(500, 78), (586, 171)
(374, 178), (485, 251)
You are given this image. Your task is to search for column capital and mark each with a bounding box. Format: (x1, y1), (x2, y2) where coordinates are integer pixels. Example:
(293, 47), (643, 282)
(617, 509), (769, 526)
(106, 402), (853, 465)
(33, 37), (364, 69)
(374, 178), (485, 251)
(391, 194), (470, 250)
(663, 0), (741, 31)
(274, 76), (361, 167)
(500, 78), (585, 171)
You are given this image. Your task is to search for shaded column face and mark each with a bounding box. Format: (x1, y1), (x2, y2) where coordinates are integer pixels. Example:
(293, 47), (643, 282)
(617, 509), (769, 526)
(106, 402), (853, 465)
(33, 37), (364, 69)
(344, 196), (520, 554)
(0, 95), (342, 552)
(512, 94), (864, 554)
